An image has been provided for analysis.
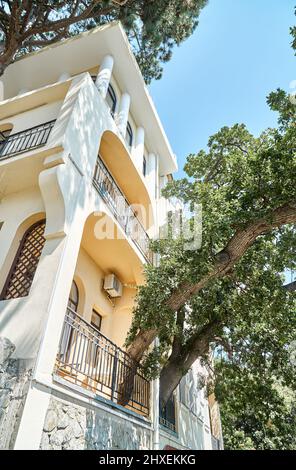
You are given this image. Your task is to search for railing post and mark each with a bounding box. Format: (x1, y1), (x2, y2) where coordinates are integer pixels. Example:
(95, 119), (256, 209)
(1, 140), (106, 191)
(111, 349), (119, 402)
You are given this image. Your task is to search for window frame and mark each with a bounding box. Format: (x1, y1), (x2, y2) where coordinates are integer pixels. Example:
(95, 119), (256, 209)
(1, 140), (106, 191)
(68, 280), (79, 313)
(143, 155), (147, 177)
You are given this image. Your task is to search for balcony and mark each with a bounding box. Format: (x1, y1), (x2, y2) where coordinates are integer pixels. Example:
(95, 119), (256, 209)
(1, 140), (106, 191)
(55, 307), (150, 417)
(0, 121), (55, 161)
(93, 155), (153, 263)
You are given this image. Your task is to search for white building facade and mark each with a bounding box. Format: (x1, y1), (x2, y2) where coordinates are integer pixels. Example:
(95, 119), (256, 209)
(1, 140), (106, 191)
(0, 22), (222, 450)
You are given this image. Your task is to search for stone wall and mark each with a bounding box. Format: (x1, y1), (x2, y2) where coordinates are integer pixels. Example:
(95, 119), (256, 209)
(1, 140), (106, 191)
(0, 337), (32, 449)
(40, 395), (152, 450)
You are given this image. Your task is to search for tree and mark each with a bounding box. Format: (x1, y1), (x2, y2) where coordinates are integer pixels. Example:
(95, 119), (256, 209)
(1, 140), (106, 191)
(0, 0), (207, 82)
(125, 88), (296, 407)
(124, 16), (296, 408)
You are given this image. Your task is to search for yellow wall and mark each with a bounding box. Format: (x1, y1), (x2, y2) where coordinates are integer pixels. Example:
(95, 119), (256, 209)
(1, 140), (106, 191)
(74, 246), (137, 349)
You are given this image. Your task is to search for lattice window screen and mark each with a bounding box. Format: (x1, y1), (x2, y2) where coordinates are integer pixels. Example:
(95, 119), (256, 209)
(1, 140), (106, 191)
(0, 220), (46, 300)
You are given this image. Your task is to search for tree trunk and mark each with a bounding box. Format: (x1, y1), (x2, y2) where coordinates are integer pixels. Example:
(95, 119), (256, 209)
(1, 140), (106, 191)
(126, 328), (158, 362)
(159, 319), (221, 406)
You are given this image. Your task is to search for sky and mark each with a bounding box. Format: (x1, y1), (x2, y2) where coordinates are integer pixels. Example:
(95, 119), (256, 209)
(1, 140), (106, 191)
(149, 0), (295, 179)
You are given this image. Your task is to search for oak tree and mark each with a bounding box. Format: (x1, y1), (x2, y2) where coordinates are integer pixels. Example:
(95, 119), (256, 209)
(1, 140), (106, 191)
(125, 68), (296, 407)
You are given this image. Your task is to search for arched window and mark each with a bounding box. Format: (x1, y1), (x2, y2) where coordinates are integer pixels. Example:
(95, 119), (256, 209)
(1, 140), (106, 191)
(0, 219), (46, 300)
(68, 280), (79, 312)
(125, 121), (133, 149)
(106, 84), (117, 117)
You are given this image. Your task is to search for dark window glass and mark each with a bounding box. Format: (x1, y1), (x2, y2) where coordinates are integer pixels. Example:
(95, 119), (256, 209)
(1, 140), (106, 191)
(143, 155), (147, 176)
(106, 84), (117, 116)
(91, 309), (102, 331)
(68, 280), (79, 312)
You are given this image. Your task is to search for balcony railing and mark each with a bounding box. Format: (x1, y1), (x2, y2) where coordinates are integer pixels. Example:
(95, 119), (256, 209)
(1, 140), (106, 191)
(0, 120), (55, 160)
(93, 155), (153, 263)
(55, 307), (150, 417)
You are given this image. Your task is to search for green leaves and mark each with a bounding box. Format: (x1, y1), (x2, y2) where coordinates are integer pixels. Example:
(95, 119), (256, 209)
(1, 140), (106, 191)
(127, 60), (296, 445)
(0, 1), (208, 82)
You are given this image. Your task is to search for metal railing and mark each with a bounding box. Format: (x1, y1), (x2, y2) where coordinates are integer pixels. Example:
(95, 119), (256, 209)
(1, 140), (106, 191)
(0, 120), (55, 160)
(55, 307), (150, 417)
(159, 395), (177, 433)
(93, 155), (153, 263)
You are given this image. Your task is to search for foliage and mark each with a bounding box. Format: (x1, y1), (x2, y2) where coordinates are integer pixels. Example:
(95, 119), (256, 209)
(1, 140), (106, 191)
(127, 87), (296, 367)
(126, 13), (296, 437)
(215, 364), (296, 450)
(0, 0), (207, 82)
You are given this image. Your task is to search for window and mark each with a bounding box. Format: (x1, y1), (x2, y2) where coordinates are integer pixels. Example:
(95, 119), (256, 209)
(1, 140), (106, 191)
(68, 280), (79, 312)
(143, 155), (147, 177)
(0, 219), (46, 300)
(106, 84), (117, 117)
(125, 121), (133, 149)
(91, 309), (102, 331)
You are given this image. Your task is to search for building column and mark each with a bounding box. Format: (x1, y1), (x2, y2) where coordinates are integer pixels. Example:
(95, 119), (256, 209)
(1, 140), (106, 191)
(13, 161), (87, 450)
(116, 92), (130, 136)
(134, 126), (145, 171)
(95, 54), (114, 98)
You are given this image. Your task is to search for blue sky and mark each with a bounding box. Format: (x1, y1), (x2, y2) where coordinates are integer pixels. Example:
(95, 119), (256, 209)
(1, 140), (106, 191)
(149, 0), (295, 179)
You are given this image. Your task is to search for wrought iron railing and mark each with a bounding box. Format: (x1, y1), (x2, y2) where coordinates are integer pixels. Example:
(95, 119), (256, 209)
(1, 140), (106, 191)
(55, 307), (150, 417)
(93, 155), (153, 263)
(159, 394), (177, 433)
(0, 120), (55, 160)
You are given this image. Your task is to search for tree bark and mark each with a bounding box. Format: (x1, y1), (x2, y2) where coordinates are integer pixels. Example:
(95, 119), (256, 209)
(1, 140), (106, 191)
(159, 319), (221, 406)
(126, 328), (158, 362)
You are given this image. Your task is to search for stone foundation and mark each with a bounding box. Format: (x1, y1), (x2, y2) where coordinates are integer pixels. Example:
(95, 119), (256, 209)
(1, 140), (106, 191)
(0, 337), (32, 449)
(40, 395), (152, 450)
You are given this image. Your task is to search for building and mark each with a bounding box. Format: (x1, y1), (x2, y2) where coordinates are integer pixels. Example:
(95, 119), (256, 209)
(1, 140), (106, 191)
(0, 22), (222, 450)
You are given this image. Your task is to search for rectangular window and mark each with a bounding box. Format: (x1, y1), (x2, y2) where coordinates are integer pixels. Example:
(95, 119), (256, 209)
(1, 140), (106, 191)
(91, 309), (102, 331)
(143, 155), (147, 177)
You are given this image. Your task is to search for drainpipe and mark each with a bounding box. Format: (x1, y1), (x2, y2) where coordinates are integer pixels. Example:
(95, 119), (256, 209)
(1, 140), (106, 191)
(152, 337), (160, 450)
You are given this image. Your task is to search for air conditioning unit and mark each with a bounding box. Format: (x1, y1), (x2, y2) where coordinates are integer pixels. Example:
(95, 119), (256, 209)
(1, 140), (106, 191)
(103, 274), (123, 298)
